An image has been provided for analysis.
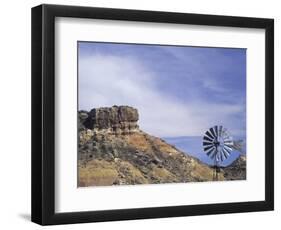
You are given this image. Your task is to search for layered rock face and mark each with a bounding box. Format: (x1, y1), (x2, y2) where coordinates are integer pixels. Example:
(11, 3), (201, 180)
(78, 105), (246, 187)
(81, 106), (139, 134)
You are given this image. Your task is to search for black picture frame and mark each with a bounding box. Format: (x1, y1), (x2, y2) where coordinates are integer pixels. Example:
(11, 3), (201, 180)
(31, 4), (274, 225)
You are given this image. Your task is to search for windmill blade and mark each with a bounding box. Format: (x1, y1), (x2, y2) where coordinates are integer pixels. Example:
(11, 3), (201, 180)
(206, 147), (215, 156)
(224, 141), (233, 145)
(210, 150), (217, 159)
(203, 142), (213, 148)
(224, 145), (233, 152)
(222, 148), (230, 157)
(223, 146), (231, 154)
(210, 127), (217, 140)
(203, 135), (213, 143)
(221, 149), (228, 159)
(218, 125), (223, 138)
(214, 126), (219, 137)
(224, 143), (233, 149)
(204, 145), (214, 152)
(205, 130), (215, 140)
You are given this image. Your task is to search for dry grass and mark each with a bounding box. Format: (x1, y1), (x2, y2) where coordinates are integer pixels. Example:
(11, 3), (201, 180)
(125, 133), (152, 152)
(152, 137), (181, 156)
(78, 159), (149, 186)
(190, 164), (224, 181)
(148, 166), (178, 182)
(78, 159), (118, 186)
(118, 161), (149, 184)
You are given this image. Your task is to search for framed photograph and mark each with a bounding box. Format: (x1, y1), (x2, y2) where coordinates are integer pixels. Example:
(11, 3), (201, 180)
(31, 4), (274, 225)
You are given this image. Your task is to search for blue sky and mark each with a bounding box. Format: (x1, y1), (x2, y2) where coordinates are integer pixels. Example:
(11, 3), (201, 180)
(78, 42), (246, 139)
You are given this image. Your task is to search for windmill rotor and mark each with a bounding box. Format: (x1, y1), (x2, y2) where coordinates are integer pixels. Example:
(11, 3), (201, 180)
(203, 125), (234, 180)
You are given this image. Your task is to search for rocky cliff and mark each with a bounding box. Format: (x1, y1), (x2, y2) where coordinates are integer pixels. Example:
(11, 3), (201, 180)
(80, 106), (139, 134)
(78, 105), (246, 187)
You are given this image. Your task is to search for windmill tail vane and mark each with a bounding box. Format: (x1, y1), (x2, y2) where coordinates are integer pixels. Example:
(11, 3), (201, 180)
(203, 125), (234, 181)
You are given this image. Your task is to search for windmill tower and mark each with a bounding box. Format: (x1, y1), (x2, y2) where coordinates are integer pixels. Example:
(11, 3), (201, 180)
(203, 126), (234, 181)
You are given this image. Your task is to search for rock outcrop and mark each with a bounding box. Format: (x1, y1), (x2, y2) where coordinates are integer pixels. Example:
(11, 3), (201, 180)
(78, 105), (246, 187)
(82, 106), (139, 134)
(223, 155), (246, 180)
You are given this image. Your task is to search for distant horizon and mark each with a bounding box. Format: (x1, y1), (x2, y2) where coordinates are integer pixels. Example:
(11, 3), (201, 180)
(161, 134), (246, 139)
(162, 136), (246, 166)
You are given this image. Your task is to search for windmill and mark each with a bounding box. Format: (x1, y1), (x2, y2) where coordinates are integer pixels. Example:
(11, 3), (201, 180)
(203, 125), (234, 181)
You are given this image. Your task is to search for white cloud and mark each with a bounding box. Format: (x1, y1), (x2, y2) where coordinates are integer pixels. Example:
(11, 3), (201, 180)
(79, 54), (245, 137)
